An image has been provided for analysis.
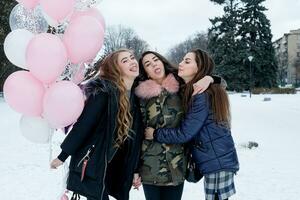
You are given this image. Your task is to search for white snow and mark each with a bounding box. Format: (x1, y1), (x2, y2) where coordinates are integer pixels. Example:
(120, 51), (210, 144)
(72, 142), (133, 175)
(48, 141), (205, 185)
(1, 93), (300, 200)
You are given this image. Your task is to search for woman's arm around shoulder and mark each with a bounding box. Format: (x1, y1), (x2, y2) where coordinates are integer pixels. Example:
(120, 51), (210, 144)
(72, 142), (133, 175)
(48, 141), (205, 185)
(153, 93), (210, 144)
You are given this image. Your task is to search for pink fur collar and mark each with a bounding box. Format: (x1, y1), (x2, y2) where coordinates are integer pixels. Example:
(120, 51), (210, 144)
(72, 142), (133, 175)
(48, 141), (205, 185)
(135, 74), (179, 99)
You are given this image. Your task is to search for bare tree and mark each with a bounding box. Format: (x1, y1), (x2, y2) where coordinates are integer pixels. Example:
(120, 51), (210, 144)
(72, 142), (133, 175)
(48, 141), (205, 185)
(167, 32), (208, 65)
(103, 25), (149, 59)
(84, 25), (149, 81)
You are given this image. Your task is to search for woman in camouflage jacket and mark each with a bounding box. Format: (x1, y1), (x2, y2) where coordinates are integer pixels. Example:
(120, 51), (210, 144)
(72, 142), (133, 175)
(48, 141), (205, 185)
(134, 51), (220, 200)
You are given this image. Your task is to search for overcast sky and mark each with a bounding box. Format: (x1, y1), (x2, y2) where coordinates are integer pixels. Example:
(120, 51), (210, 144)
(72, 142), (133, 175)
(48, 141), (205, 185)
(97, 0), (300, 54)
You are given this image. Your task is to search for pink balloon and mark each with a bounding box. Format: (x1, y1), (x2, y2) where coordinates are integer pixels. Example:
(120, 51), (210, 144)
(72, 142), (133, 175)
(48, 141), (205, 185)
(43, 81), (84, 128)
(70, 8), (106, 31)
(63, 16), (104, 64)
(16, 0), (40, 10)
(40, 0), (75, 21)
(3, 71), (45, 116)
(26, 33), (68, 84)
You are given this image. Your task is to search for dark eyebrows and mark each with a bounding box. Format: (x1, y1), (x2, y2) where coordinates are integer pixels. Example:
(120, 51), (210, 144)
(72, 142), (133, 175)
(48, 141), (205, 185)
(121, 57), (128, 62)
(143, 55), (157, 65)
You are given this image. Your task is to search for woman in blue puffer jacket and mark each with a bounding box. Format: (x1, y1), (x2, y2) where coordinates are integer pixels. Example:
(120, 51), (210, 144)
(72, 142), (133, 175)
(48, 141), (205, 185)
(144, 49), (239, 200)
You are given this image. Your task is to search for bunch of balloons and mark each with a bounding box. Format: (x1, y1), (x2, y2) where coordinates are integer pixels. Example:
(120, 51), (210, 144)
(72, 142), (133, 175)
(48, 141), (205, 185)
(3, 0), (106, 144)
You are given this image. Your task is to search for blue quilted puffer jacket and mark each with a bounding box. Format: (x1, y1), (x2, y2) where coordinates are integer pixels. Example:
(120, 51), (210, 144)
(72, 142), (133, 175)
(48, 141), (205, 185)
(154, 93), (239, 175)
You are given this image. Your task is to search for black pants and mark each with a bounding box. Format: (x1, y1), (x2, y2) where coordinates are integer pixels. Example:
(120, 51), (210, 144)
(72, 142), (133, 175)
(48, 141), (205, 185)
(87, 195), (108, 200)
(143, 183), (184, 200)
(214, 193), (228, 200)
(86, 190), (109, 200)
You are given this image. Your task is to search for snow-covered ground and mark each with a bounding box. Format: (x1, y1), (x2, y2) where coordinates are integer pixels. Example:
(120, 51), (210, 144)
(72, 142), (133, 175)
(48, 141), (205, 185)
(1, 93), (300, 200)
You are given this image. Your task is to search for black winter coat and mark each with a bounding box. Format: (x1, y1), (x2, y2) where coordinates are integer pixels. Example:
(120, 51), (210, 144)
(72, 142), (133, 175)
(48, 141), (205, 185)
(58, 79), (144, 200)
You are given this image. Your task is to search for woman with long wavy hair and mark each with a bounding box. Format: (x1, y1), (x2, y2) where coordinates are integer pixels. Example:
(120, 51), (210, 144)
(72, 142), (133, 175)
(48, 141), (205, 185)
(50, 49), (144, 200)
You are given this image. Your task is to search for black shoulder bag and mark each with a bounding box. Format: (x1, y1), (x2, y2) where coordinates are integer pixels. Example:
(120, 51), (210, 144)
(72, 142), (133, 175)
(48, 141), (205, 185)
(185, 147), (203, 183)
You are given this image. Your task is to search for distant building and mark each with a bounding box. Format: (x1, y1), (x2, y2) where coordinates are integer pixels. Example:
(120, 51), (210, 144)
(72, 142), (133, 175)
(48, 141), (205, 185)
(273, 28), (300, 86)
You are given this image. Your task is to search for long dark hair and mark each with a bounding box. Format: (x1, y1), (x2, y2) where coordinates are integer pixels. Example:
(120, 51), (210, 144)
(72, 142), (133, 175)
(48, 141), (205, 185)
(183, 49), (231, 126)
(137, 51), (184, 85)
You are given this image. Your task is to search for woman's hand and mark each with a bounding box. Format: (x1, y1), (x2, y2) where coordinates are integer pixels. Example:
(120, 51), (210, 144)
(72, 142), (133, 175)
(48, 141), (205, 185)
(193, 75), (214, 95)
(50, 158), (63, 169)
(144, 127), (155, 140)
(132, 173), (142, 190)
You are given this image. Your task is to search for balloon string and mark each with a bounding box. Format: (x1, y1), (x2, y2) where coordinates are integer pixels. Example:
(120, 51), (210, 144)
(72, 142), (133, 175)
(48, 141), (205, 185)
(48, 129), (54, 163)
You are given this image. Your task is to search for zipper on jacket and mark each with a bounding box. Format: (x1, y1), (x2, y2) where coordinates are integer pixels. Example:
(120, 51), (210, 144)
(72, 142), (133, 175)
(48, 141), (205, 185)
(77, 145), (95, 167)
(100, 153), (108, 200)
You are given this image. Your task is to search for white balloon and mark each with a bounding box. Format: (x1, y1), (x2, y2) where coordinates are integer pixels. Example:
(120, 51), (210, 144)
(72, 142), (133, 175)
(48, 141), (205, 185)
(4, 29), (34, 69)
(20, 115), (54, 144)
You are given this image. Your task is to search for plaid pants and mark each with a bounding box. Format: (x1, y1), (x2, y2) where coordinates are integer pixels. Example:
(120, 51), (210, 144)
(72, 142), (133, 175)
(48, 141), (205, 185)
(204, 171), (236, 200)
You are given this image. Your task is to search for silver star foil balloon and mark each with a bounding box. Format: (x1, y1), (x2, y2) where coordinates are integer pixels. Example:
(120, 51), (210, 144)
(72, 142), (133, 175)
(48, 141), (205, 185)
(48, 21), (69, 36)
(60, 63), (86, 81)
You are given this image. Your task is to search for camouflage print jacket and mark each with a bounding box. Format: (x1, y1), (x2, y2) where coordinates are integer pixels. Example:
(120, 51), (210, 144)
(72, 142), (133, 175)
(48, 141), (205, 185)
(135, 74), (187, 186)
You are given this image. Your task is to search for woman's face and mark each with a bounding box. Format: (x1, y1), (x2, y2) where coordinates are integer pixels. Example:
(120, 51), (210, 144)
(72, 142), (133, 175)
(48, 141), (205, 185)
(142, 53), (166, 83)
(178, 52), (198, 82)
(117, 51), (139, 80)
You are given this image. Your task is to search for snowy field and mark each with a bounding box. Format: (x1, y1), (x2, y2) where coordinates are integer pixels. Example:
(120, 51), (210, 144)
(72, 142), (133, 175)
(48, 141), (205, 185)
(1, 93), (300, 200)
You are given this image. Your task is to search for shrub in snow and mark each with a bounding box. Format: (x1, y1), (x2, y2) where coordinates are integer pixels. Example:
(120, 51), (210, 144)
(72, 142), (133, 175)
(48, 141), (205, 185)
(263, 97), (271, 101)
(240, 141), (259, 149)
(252, 88), (296, 94)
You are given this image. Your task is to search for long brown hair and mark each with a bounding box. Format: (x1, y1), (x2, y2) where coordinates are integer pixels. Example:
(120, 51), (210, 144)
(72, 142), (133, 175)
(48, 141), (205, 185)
(182, 49), (231, 126)
(98, 49), (133, 147)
